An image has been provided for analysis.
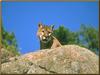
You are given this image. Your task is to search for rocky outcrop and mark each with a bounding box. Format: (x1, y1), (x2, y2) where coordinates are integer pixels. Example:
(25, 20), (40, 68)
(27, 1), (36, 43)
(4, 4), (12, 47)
(1, 48), (16, 63)
(1, 45), (99, 74)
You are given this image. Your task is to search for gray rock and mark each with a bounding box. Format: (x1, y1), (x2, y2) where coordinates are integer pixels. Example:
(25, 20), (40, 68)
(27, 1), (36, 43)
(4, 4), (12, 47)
(1, 48), (15, 63)
(1, 59), (33, 74)
(1, 45), (99, 74)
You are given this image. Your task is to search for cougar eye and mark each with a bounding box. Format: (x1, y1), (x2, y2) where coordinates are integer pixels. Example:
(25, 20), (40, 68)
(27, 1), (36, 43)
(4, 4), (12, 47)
(42, 30), (44, 32)
(48, 31), (51, 33)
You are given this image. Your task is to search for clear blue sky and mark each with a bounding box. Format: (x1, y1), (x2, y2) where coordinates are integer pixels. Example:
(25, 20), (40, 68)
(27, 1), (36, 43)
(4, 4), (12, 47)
(2, 2), (99, 54)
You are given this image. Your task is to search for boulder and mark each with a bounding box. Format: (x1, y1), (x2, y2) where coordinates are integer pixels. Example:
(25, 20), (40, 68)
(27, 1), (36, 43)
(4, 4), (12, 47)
(1, 48), (16, 63)
(1, 45), (99, 74)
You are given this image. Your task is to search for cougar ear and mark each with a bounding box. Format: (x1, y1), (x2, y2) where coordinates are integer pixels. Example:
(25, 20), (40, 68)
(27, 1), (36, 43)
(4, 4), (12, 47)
(51, 25), (54, 31)
(38, 23), (43, 28)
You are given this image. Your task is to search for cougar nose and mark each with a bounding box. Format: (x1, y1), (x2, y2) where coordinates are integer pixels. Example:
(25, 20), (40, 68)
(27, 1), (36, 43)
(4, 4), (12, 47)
(46, 36), (49, 39)
(45, 33), (48, 36)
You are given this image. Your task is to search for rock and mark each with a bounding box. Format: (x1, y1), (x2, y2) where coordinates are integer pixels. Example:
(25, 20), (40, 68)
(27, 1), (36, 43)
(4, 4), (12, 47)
(1, 48), (16, 63)
(1, 45), (99, 74)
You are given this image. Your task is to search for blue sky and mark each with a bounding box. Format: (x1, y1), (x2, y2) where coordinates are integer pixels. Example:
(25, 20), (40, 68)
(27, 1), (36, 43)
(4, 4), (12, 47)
(2, 2), (99, 54)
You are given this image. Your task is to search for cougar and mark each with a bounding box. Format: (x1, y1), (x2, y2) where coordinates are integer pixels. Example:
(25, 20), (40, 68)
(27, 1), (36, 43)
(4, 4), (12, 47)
(37, 23), (62, 49)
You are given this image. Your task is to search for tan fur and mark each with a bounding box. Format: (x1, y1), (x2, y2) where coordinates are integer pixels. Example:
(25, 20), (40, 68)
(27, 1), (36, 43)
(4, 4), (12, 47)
(51, 36), (62, 49)
(37, 23), (62, 49)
